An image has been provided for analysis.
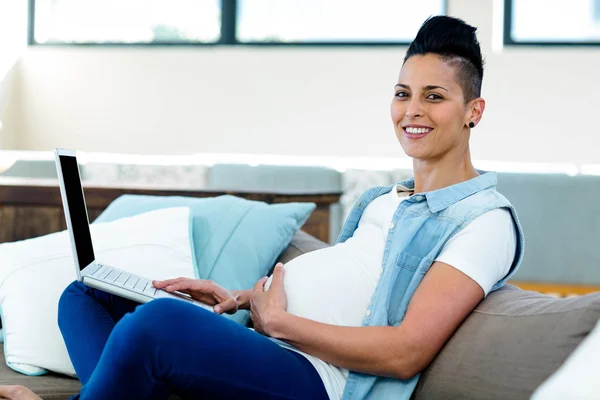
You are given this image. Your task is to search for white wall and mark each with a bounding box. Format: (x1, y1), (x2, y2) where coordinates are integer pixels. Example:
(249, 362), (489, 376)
(9, 0), (600, 164)
(0, 0), (27, 150)
(0, 65), (21, 150)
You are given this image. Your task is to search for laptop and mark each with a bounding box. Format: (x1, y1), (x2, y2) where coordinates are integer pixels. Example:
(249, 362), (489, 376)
(54, 148), (213, 311)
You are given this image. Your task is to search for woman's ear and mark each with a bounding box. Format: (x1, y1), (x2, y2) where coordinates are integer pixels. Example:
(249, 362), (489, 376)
(466, 98), (485, 128)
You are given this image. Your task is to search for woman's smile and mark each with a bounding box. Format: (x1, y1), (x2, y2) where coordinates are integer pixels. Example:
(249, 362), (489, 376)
(403, 124), (434, 139)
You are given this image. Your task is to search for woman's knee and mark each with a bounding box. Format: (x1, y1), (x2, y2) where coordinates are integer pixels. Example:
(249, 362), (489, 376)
(57, 281), (87, 328)
(59, 280), (87, 302)
(126, 298), (194, 332)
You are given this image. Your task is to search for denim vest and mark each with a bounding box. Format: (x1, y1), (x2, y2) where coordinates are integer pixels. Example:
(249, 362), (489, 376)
(338, 171), (525, 400)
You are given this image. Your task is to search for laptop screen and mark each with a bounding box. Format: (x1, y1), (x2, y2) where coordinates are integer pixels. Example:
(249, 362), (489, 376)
(59, 155), (95, 270)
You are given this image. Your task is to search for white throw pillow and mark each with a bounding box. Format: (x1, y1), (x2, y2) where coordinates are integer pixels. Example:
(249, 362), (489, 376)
(530, 318), (600, 400)
(0, 207), (196, 377)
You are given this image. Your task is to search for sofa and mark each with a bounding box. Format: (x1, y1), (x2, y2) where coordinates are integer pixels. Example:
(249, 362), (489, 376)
(1, 230), (599, 400)
(4, 156), (600, 298)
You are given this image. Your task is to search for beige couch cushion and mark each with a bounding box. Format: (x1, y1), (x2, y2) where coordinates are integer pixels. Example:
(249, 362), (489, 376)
(412, 285), (600, 400)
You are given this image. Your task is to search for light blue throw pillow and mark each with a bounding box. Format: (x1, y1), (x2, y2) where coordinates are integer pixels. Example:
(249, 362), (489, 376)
(94, 194), (315, 325)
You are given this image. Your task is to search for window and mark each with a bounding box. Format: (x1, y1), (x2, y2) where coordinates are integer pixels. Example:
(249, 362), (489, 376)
(505, 0), (600, 45)
(236, 0), (446, 44)
(30, 0), (446, 46)
(30, 0), (221, 44)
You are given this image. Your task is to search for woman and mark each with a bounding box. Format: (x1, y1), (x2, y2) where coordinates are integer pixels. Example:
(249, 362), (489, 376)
(1, 15), (523, 400)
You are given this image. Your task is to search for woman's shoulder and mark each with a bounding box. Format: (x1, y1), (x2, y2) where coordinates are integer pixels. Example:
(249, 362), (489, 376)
(439, 186), (514, 223)
(456, 186), (512, 209)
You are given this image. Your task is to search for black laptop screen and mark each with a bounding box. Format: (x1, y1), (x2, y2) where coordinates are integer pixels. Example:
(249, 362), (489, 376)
(59, 155), (95, 270)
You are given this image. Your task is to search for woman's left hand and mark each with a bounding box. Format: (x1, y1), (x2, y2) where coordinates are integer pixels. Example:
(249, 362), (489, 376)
(250, 262), (288, 337)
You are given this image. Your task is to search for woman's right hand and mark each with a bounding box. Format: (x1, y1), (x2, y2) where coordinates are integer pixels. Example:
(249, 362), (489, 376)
(152, 277), (240, 314)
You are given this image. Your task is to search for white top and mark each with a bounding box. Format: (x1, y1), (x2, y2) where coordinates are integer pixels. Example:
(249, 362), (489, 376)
(265, 186), (517, 399)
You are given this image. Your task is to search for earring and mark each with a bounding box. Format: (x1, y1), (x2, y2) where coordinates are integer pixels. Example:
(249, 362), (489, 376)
(468, 122), (475, 128)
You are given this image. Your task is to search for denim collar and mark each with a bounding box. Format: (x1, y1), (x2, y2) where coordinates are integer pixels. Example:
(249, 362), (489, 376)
(396, 171), (497, 213)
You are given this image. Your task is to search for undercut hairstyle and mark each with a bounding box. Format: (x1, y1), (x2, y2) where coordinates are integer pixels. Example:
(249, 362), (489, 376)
(404, 16), (484, 102)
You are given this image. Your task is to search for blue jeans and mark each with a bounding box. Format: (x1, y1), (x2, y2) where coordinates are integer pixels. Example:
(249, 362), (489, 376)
(57, 281), (329, 400)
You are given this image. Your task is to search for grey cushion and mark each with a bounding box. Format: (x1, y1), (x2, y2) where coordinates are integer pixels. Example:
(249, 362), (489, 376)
(412, 284), (600, 400)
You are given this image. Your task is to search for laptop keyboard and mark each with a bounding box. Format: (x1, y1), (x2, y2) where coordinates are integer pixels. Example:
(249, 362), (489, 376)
(89, 264), (157, 296)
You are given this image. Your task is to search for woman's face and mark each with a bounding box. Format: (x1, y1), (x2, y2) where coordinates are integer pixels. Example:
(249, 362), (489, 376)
(391, 53), (476, 161)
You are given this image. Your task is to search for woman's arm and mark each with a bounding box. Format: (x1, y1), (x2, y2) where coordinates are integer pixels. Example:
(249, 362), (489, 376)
(253, 262), (484, 380)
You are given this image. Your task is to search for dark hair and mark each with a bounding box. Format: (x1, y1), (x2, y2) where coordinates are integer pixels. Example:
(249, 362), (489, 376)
(404, 16), (484, 102)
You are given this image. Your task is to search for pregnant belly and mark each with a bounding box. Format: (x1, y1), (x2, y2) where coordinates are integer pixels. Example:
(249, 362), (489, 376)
(265, 243), (382, 327)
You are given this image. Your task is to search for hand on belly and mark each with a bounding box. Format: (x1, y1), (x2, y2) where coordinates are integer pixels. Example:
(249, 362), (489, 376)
(263, 246), (381, 327)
